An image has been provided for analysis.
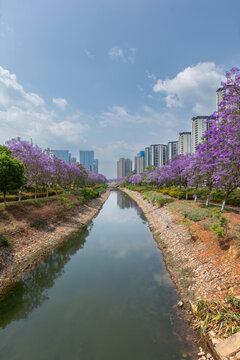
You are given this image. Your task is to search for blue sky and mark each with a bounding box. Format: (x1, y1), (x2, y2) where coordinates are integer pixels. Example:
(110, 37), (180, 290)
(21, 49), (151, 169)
(0, 0), (240, 177)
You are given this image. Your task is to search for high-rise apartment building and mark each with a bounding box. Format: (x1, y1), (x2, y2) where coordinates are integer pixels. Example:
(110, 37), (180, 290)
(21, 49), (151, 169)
(216, 87), (224, 110)
(51, 150), (71, 162)
(144, 147), (150, 170)
(149, 144), (166, 167)
(191, 116), (209, 153)
(79, 150), (94, 171)
(117, 158), (132, 178)
(70, 156), (77, 163)
(166, 141), (178, 162)
(135, 151), (145, 174)
(178, 132), (191, 155)
(93, 159), (99, 174)
(125, 158), (132, 175)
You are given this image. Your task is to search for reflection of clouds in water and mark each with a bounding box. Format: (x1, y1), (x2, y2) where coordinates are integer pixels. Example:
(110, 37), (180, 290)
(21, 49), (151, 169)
(112, 248), (127, 258)
(97, 235), (151, 259)
(101, 210), (137, 224)
(153, 273), (173, 288)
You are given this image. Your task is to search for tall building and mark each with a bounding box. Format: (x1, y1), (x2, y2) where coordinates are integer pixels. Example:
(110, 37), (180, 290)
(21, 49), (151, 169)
(178, 132), (191, 155)
(150, 144), (167, 167)
(144, 147), (150, 170)
(51, 150), (70, 162)
(166, 141), (178, 162)
(191, 116), (209, 153)
(79, 150), (94, 171)
(93, 159), (99, 174)
(125, 158), (132, 175)
(216, 87), (224, 110)
(117, 158), (132, 178)
(135, 151), (145, 174)
(70, 156), (77, 163)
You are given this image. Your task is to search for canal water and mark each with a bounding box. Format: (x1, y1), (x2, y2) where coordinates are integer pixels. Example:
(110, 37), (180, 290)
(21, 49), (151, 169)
(0, 191), (199, 359)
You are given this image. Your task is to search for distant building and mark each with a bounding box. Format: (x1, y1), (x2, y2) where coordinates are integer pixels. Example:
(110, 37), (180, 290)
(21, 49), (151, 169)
(191, 116), (209, 153)
(166, 141), (178, 162)
(51, 150), (70, 162)
(135, 151), (145, 174)
(80, 150), (94, 171)
(216, 87), (224, 110)
(125, 158), (132, 175)
(93, 159), (99, 174)
(150, 144), (166, 167)
(178, 132), (191, 155)
(144, 147), (150, 170)
(117, 158), (132, 178)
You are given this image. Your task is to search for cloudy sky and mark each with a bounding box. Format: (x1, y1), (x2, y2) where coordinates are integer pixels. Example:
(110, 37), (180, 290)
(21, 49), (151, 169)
(0, 0), (240, 178)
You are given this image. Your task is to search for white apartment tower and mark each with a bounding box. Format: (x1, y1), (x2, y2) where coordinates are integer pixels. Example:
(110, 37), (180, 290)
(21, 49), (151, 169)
(150, 144), (167, 167)
(166, 141), (178, 162)
(191, 116), (209, 153)
(216, 87), (224, 110)
(178, 132), (191, 155)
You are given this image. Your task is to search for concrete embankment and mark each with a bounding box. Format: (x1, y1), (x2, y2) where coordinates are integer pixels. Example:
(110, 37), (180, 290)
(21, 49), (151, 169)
(121, 188), (240, 360)
(0, 190), (110, 297)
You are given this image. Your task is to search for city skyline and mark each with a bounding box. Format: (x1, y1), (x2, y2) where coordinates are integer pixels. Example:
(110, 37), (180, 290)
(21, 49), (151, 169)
(1, 0), (240, 177)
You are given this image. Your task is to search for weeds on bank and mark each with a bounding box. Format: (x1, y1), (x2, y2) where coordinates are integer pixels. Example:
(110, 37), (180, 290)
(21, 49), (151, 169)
(142, 191), (174, 208)
(0, 234), (12, 247)
(211, 209), (229, 241)
(193, 290), (240, 338)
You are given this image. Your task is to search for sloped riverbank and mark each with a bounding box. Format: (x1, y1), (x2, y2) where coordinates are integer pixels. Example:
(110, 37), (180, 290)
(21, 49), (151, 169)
(121, 188), (240, 360)
(0, 190), (110, 296)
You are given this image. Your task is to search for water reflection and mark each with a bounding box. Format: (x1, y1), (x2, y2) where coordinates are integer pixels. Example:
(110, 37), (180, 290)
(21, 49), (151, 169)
(117, 191), (145, 221)
(0, 191), (199, 359)
(0, 227), (88, 329)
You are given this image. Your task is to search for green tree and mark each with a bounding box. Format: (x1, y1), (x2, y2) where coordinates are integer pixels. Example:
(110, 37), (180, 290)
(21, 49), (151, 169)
(0, 145), (11, 156)
(0, 154), (25, 207)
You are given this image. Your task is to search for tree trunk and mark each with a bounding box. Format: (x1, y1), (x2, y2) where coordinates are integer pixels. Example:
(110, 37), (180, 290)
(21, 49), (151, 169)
(34, 184), (37, 199)
(221, 192), (229, 211)
(18, 187), (22, 202)
(46, 184), (49, 198)
(194, 194), (197, 202)
(3, 191), (6, 207)
(185, 187), (188, 200)
(206, 195), (210, 206)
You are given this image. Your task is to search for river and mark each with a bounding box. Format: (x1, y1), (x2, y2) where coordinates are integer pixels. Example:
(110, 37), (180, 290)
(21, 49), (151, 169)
(0, 190), (199, 359)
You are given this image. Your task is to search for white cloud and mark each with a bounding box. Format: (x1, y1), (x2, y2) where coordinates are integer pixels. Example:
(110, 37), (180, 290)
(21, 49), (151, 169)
(129, 48), (136, 64)
(84, 49), (94, 59)
(0, 66), (88, 148)
(52, 97), (68, 110)
(109, 46), (126, 63)
(0, 66), (44, 108)
(153, 62), (225, 114)
(146, 70), (157, 81)
(0, 19), (14, 38)
(93, 140), (143, 178)
(99, 105), (177, 129)
(108, 46), (137, 64)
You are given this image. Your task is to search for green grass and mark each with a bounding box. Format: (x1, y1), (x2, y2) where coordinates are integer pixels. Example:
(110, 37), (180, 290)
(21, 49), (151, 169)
(0, 234), (13, 247)
(167, 201), (213, 221)
(142, 191), (174, 208)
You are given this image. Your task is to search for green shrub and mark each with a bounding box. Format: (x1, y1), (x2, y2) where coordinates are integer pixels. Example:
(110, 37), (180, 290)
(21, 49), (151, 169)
(158, 198), (174, 208)
(182, 208), (212, 222)
(0, 235), (12, 247)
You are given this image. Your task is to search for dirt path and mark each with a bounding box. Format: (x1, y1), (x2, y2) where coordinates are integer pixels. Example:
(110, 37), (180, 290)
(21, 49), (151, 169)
(0, 191), (110, 296)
